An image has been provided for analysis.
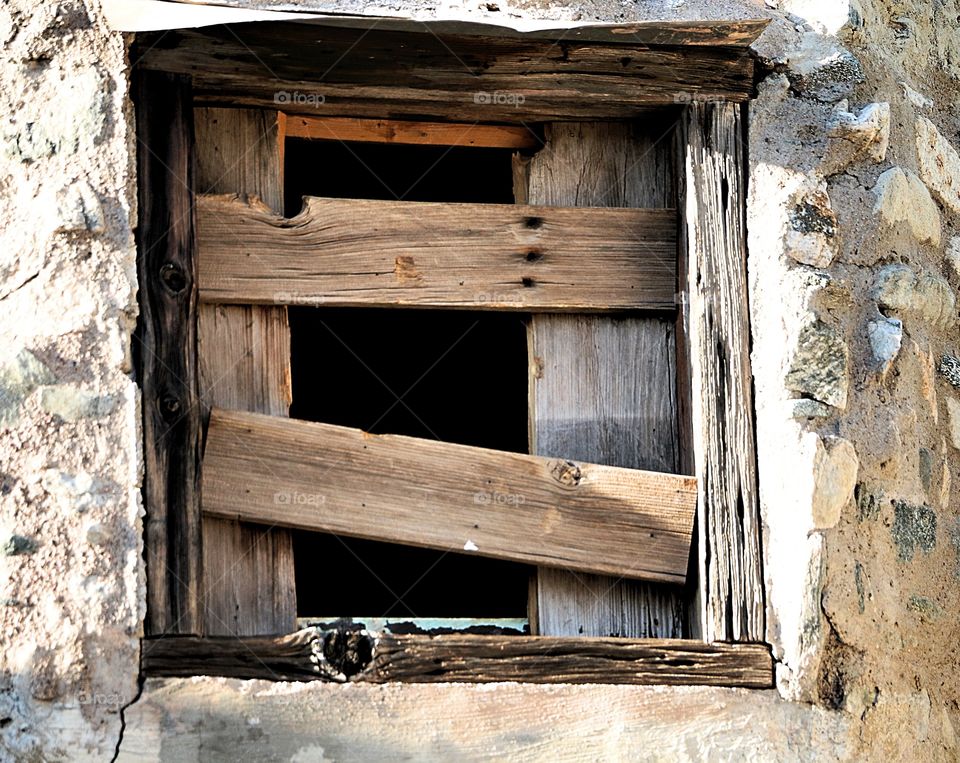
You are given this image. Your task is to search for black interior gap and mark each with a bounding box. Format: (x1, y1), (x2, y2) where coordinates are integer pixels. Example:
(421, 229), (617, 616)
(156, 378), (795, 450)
(286, 137), (531, 618)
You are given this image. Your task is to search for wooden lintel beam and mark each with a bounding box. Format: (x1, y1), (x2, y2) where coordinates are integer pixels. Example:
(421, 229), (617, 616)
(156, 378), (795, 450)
(134, 24), (756, 122)
(201, 408), (697, 584)
(141, 629), (775, 688)
(197, 194), (678, 311)
(284, 115), (540, 149)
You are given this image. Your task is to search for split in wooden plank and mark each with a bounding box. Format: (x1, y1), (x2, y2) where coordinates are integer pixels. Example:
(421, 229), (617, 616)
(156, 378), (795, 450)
(134, 71), (203, 636)
(284, 115), (540, 149)
(201, 408), (697, 584)
(141, 629), (775, 688)
(134, 24), (756, 121)
(196, 194), (678, 311)
(680, 102), (764, 642)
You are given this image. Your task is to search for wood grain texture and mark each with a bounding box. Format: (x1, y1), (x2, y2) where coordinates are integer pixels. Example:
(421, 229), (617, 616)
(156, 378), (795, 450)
(680, 103), (764, 642)
(525, 120), (688, 638)
(194, 107), (297, 637)
(134, 24), (755, 122)
(141, 629), (774, 688)
(134, 71), (203, 636)
(202, 408), (697, 583)
(196, 194), (678, 311)
(285, 115), (540, 149)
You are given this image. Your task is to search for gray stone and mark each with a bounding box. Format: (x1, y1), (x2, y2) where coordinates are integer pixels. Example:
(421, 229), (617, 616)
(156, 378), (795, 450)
(0, 349), (55, 427)
(872, 168), (940, 246)
(2, 534), (36, 556)
(40, 386), (114, 421)
(821, 102), (889, 176)
(916, 116), (960, 217)
(874, 265), (956, 328)
(789, 398), (835, 419)
(856, 485), (882, 522)
(946, 237), (960, 282)
(940, 354), (960, 388)
(866, 316), (902, 373)
(786, 33), (865, 102)
(785, 319), (849, 409)
(919, 448), (935, 493)
(891, 501), (937, 562)
(907, 595), (940, 617)
(85, 523), (111, 546)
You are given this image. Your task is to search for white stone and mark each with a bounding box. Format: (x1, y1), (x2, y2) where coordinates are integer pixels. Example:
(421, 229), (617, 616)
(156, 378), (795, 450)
(55, 180), (105, 234)
(901, 82), (933, 110)
(821, 102), (889, 175)
(947, 398), (960, 450)
(916, 116), (960, 217)
(811, 436), (859, 528)
(874, 264), (957, 328)
(40, 385), (114, 421)
(872, 167), (941, 246)
(867, 316), (903, 373)
(785, 188), (839, 267)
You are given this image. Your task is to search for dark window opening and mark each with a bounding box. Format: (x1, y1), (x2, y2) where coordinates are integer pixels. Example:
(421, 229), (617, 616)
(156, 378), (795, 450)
(285, 133), (530, 619)
(284, 138), (517, 215)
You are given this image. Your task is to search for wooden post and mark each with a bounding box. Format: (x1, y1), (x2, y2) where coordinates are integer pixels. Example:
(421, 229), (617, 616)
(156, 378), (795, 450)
(134, 71), (203, 636)
(194, 107), (297, 636)
(522, 121), (688, 638)
(680, 102), (764, 641)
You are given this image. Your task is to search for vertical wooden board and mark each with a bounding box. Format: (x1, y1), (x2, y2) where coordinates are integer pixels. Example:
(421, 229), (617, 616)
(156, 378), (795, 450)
(681, 103), (764, 642)
(134, 71), (203, 636)
(194, 106), (297, 636)
(525, 120), (687, 638)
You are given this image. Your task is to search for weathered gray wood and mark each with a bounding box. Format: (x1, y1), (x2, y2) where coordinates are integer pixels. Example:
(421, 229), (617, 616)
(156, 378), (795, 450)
(194, 107), (297, 637)
(141, 629), (774, 688)
(680, 103), (764, 641)
(525, 120), (688, 638)
(202, 408), (697, 583)
(135, 24), (757, 122)
(135, 71), (203, 636)
(285, 115), (539, 148)
(196, 194), (677, 311)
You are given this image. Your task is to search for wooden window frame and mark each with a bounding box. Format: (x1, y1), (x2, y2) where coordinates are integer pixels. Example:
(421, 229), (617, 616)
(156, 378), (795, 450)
(133, 19), (770, 688)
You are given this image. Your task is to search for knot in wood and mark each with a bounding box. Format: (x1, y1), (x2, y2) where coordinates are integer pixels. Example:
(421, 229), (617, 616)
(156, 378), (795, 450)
(322, 628), (375, 679)
(550, 459), (582, 487)
(158, 263), (187, 294)
(158, 394), (182, 421)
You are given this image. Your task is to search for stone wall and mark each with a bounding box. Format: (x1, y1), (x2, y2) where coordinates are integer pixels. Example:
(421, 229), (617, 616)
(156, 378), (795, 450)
(0, 0), (957, 760)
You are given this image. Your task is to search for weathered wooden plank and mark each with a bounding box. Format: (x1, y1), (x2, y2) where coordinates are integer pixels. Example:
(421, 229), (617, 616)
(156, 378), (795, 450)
(680, 103), (764, 642)
(134, 24), (756, 121)
(524, 121), (688, 638)
(285, 115), (540, 149)
(134, 71), (203, 636)
(202, 408), (697, 583)
(194, 107), (297, 637)
(141, 629), (774, 688)
(196, 194), (677, 311)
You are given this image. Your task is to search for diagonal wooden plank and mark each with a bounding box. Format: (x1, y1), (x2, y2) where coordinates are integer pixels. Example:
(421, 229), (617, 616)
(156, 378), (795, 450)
(196, 194), (677, 311)
(201, 408), (697, 583)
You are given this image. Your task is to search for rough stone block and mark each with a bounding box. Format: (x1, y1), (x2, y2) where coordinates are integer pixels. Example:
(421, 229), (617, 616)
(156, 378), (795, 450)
(785, 189), (839, 267)
(872, 167), (941, 246)
(874, 264), (956, 328)
(947, 397), (960, 450)
(916, 116), (960, 217)
(786, 33), (865, 102)
(891, 501), (937, 562)
(811, 436), (859, 529)
(785, 318), (849, 409)
(0, 349), (55, 426)
(821, 102), (889, 175)
(867, 316), (903, 373)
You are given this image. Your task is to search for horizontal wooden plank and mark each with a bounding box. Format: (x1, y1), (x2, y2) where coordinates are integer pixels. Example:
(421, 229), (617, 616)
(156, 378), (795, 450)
(134, 24), (756, 121)
(197, 194), (678, 311)
(141, 629), (774, 688)
(202, 408), (697, 583)
(284, 115), (540, 149)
